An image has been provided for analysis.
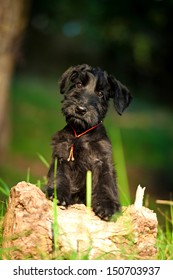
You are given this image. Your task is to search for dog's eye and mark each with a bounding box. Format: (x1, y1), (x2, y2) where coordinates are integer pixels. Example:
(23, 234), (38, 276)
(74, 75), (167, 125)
(97, 91), (104, 98)
(75, 82), (82, 89)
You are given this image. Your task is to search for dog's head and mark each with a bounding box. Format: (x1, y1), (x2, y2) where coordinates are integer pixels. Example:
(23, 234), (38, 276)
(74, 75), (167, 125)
(60, 64), (132, 129)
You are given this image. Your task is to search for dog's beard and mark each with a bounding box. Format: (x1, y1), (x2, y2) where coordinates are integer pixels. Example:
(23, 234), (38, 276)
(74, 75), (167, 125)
(66, 113), (99, 130)
(62, 106), (100, 130)
(66, 116), (88, 129)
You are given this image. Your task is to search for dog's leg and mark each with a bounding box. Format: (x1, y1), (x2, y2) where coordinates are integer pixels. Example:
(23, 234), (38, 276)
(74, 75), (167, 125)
(46, 160), (71, 206)
(92, 163), (120, 220)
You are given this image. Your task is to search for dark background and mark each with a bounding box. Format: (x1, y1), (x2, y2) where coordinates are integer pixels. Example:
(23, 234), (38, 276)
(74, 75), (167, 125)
(23, 0), (173, 104)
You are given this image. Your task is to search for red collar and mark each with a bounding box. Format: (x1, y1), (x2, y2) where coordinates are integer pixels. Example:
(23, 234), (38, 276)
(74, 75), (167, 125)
(67, 122), (102, 161)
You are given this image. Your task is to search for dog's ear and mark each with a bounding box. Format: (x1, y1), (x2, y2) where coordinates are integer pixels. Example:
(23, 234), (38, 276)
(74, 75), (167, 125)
(108, 75), (132, 115)
(59, 66), (75, 94)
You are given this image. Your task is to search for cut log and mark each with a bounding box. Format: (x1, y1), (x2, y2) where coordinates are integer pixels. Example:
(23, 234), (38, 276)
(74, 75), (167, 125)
(2, 182), (158, 260)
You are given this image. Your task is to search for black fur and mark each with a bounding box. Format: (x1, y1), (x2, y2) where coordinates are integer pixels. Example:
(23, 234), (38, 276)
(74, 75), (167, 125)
(46, 64), (132, 220)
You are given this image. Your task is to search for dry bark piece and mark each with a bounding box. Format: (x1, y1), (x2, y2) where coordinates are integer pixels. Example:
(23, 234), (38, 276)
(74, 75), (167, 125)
(2, 182), (158, 259)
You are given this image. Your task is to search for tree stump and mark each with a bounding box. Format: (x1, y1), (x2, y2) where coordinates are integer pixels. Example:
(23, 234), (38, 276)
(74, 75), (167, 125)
(2, 182), (158, 260)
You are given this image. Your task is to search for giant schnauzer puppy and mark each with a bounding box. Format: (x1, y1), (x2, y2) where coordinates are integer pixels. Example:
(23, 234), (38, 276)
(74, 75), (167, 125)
(46, 64), (132, 220)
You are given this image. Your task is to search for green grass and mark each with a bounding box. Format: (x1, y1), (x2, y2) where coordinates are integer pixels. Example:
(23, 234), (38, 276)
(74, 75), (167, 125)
(156, 204), (173, 260)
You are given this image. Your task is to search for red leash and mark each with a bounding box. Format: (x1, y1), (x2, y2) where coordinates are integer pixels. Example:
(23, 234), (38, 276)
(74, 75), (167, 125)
(67, 122), (102, 161)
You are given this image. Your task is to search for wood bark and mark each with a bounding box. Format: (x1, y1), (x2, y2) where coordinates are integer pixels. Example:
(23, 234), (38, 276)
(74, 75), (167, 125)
(0, 0), (30, 156)
(2, 182), (158, 260)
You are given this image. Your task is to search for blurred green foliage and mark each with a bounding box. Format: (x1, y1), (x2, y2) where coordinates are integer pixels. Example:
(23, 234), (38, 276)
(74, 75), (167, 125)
(20, 0), (173, 106)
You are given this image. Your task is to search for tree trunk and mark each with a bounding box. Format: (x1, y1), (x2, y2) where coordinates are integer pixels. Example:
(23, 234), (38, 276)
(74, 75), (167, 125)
(2, 182), (158, 260)
(0, 0), (30, 156)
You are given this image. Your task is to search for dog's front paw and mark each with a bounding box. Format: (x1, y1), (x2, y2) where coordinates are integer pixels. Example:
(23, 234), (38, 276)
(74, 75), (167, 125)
(57, 190), (70, 206)
(46, 185), (70, 206)
(93, 200), (120, 221)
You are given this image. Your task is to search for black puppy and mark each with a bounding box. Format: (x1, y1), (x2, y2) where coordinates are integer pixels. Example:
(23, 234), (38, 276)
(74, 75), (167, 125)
(46, 64), (132, 220)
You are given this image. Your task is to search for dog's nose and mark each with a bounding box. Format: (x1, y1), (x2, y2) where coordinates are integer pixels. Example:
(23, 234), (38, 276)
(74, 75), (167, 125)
(75, 105), (87, 115)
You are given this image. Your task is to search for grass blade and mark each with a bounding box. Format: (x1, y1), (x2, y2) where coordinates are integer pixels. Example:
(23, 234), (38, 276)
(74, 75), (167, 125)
(112, 128), (131, 205)
(86, 170), (92, 209)
(53, 158), (58, 253)
(0, 179), (10, 197)
(26, 168), (30, 183)
(37, 153), (49, 168)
